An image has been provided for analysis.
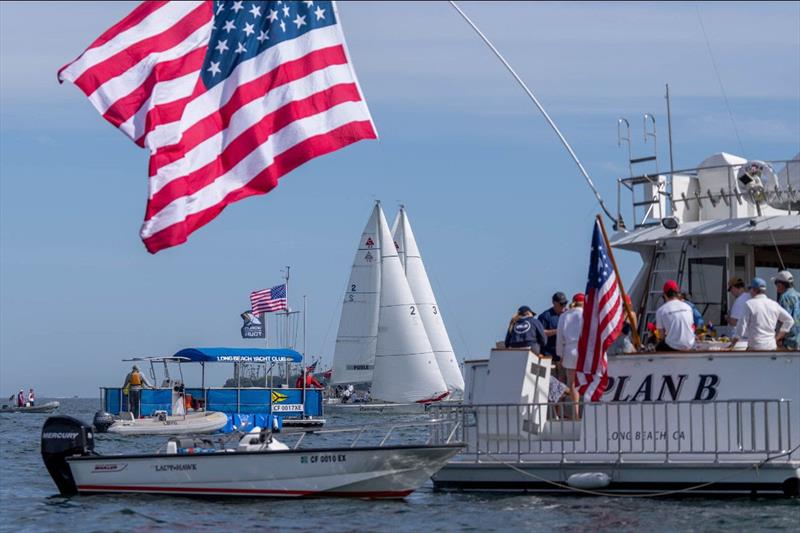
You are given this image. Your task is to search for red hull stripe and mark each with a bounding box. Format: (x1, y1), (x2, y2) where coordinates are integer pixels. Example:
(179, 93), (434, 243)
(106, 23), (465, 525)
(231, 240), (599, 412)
(77, 484), (413, 498)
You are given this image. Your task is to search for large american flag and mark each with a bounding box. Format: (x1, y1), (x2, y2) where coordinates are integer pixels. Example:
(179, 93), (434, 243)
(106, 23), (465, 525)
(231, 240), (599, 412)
(250, 283), (288, 313)
(59, 1), (376, 253)
(575, 220), (625, 402)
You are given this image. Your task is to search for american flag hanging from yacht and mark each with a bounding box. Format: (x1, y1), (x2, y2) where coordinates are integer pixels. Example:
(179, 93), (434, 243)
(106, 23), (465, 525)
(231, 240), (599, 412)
(58, 1), (376, 253)
(250, 284), (288, 313)
(575, 219), (625, 402)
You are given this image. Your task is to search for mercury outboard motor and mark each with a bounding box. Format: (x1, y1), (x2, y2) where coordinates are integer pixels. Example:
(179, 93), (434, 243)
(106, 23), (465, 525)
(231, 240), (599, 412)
(41, 416), (95, 495)
(92, 411), (115, 433)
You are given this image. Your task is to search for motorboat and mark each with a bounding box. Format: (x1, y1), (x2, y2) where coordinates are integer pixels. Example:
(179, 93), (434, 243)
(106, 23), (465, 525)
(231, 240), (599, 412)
(329, 203), (464, 410)
(0, 401), (59, 414)
(41, 415), (462, 498)
(94, 410), (229, 436)
(428, 151), (800, 497)
(99, 350), (326, 434)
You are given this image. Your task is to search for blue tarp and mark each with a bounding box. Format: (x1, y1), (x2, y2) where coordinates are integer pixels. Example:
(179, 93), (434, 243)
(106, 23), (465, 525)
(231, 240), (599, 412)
(173, 347), (303, 363)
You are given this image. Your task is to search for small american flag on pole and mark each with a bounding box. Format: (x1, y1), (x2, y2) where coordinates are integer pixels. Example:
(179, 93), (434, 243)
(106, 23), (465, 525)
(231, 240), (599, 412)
(251, 284), (287, 313)
(575, 219), (625, 402)
(59, 1), (376, 253)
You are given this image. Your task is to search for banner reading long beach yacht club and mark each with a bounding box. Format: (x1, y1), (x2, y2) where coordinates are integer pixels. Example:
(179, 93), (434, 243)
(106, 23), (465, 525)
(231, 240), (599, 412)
(58, 0), (376, 253)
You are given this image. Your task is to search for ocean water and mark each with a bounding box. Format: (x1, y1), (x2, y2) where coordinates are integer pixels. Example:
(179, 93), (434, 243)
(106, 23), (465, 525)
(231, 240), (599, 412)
(1, 398), (797, 532)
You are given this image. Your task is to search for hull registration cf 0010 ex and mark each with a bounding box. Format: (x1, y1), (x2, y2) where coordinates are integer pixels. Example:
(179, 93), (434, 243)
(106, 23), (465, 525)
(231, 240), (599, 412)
(41, 416), (462, 498)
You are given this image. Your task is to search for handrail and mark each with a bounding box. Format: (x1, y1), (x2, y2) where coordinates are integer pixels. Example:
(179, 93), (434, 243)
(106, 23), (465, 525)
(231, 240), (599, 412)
(429, 399), (795, 464)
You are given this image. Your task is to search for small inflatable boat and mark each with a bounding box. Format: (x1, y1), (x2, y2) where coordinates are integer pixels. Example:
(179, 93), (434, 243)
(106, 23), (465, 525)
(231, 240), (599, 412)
(0, 401), (59, 413)
(94, 410), (228, 436)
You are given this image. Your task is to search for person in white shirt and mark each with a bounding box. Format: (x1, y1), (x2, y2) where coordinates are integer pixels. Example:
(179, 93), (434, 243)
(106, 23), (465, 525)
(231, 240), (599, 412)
(655, 280), (696, 351)
(556, 293), (584, 419)
(729, 277), (794, 351)
(727, 277), (751, 326)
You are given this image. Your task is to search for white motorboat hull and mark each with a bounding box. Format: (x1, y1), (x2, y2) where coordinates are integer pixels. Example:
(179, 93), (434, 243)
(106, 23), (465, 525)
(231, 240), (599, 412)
(106, 411), (228, 436)
(66, 445), (461, 498)
(0, 401), (59, 413)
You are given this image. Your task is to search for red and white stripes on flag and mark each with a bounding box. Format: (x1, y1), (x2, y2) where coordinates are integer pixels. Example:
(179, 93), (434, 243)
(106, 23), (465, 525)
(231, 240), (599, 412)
(58, 1), (376, 253)
(574, 220), (625, 402)
(250, 284), (287, 314)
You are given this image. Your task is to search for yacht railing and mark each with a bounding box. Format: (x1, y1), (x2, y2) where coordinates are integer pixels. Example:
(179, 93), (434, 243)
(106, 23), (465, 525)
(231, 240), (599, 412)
(615, 159), (797, 229)
(428, 399), (794, 464)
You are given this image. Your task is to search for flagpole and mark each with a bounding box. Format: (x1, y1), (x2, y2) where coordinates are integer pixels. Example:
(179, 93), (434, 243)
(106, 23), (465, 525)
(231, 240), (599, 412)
(595, 215), (642, 350)
(284, 265), (291, 388)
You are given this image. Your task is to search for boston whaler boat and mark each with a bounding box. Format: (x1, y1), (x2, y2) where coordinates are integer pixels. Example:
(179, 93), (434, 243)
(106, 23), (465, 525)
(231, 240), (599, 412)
(429, 150), (800, 497)
(41, 413), (462, 498)
(328, 203), (465, 413)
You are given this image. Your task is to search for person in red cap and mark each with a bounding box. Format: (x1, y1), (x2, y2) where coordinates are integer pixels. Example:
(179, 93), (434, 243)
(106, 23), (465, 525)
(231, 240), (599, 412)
(655, 280), (695, 351)
(556, 293), (585, 419)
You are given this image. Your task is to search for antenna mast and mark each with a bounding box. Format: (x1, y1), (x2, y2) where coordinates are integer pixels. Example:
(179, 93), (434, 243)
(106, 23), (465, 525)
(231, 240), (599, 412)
(449, 1), (619, 226)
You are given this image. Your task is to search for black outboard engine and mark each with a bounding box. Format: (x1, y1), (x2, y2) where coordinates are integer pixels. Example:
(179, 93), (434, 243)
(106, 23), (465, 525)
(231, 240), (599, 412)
(92, 411), (115, 433)
(41, 416), (95, 495)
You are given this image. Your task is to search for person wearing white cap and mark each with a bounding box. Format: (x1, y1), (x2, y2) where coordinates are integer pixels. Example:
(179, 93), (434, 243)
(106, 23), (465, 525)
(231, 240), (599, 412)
(729, 277), (794, 351)
(773, 270), (799, 350)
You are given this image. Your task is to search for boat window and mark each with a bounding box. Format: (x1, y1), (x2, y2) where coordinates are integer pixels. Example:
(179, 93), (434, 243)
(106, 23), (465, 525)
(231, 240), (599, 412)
(688, 257), (726, 326)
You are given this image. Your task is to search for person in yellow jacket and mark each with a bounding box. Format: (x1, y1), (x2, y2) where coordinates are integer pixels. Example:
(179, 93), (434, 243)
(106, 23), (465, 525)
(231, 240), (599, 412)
(122, 364), (152, 418)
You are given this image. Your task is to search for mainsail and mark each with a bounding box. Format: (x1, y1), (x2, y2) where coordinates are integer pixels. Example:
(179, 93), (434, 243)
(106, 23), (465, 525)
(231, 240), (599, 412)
(371, 206), (449, 403)
(331, 204), (382, 384)
(392, 207), (465, 393)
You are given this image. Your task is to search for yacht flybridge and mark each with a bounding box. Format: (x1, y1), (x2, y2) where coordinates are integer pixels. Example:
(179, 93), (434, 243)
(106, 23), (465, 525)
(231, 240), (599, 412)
(430, 151), (800, 496)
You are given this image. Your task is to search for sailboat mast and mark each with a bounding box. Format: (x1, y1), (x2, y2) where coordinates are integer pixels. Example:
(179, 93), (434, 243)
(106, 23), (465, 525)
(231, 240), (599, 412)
(284, 265), (291, 387)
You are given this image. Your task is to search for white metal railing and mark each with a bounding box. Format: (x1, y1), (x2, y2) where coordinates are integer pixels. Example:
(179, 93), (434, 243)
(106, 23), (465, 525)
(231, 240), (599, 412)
(616, 159), (798, 229)
(428, 399), (794, 464)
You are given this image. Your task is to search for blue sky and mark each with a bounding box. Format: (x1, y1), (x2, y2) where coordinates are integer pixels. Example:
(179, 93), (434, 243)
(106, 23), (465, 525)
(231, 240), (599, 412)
(1, 1), (798, 396)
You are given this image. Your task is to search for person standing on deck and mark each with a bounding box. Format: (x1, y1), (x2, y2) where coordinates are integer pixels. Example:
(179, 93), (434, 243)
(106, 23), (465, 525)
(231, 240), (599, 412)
(505, 306), (547, 354)
(655, 280), (696, 352)
(727, 277), (751, 327)
(729, 278), (794, 351)
(27, 388), (35, 407)
(556, 294), (584, 419)
(123, 364), (152, 418)
(539, 292), (569, 379)
(17, 389), (24, 407)
(773, 271), (799, 350)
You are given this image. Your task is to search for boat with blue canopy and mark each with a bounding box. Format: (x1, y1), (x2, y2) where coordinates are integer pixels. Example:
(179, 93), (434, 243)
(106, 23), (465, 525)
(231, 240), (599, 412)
(98, 347), (325, 433)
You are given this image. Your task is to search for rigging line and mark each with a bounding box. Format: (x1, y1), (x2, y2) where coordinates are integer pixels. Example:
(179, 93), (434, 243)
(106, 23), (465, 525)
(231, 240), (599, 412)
(447, 1), (617, 224)
(695, 4), (746, 155)
(430, 270), (473, 363)
(769, 230), (786, 271)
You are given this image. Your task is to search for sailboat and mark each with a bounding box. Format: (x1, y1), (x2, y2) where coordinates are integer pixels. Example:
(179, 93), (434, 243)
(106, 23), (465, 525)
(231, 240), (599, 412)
(392, 206), (465, 395)
(330, 202), (462, 408)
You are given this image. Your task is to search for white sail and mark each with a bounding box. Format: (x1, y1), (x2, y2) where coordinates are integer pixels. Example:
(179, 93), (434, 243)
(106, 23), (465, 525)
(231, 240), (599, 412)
(372, 206), (448, 403)
(331, 204), (382, 384)
(392, 207), (465, 393)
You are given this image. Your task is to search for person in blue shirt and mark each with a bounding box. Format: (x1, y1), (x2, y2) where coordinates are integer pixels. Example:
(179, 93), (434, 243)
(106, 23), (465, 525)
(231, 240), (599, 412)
(505, 306), (547, 354)
(774, 271), (799, 350)
(679, 292), (705, 330)
(538, 292), (569, 361)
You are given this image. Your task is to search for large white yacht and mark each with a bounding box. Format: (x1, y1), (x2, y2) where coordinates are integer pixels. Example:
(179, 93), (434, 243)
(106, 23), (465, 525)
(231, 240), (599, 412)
(430, 149), (800, 496)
